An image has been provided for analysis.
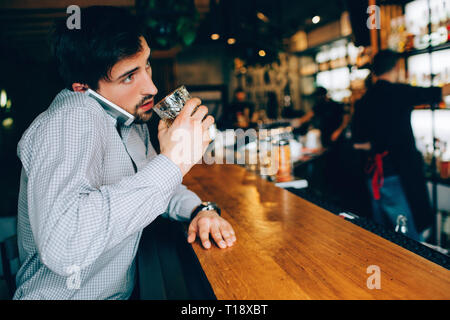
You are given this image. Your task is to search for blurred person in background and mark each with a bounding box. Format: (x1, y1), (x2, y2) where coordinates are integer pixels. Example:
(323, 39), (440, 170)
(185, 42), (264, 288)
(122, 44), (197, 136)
(220, 87), (256, 129)
(352, 49), (450, 242)
(291, 87), (351, 199)
(292, 87), (350, 148)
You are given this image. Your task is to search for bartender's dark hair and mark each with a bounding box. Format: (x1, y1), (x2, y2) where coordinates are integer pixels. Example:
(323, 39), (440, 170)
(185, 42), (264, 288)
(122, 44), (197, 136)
(51, 6), (146, 90)
(371, 50), (401, 76)
(314, 87), (327, 97)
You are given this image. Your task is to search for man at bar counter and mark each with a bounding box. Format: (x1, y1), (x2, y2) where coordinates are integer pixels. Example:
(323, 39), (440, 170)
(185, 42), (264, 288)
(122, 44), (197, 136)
(13, 6), (236, 300)
(352, 49), (450, 242)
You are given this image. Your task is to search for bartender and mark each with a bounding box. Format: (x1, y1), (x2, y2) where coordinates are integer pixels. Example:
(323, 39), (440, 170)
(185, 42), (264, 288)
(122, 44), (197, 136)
(220, 87), (256, 129)
(291, 87), (350, 195)
(292, 87), (349, 147)
(352, 50), (450, 242)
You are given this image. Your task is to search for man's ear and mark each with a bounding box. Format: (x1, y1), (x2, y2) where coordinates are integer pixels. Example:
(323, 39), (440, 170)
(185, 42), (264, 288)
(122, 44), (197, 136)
(72, 83), (89, 92)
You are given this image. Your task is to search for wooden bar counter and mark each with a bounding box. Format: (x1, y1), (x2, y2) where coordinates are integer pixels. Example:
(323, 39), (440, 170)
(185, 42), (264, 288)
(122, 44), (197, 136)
(182, 164), (450, 300)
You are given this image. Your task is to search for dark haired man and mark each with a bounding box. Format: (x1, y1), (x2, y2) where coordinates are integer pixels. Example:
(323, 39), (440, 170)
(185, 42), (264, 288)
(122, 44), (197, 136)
(14, 6), (235, 300)
(352, 50), (450, 242)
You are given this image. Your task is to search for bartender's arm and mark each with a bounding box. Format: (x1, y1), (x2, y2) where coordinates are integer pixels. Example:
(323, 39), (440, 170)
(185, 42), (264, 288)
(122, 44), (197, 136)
(401, 83), (450, 107)
(331, 113), (351, 142)
(442, 83), (450, 97)
(291, 110), (314, 127)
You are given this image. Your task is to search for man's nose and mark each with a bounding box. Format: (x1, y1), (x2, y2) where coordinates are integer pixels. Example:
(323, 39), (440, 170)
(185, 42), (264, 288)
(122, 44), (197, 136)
(141, 72), (158, 97)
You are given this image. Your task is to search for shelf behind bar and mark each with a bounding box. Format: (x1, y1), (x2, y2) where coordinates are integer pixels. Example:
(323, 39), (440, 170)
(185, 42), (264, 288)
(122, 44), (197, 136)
(414, 105), (450, 110)
(404, 42), (450, 57)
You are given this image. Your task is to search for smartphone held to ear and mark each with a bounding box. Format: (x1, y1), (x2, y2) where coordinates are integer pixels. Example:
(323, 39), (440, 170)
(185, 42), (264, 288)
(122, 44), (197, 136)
(86, 88), (135, 126)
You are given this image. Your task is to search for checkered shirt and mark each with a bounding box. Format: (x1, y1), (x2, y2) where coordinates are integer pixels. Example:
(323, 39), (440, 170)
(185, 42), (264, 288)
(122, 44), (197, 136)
(13, 89), (201, 299)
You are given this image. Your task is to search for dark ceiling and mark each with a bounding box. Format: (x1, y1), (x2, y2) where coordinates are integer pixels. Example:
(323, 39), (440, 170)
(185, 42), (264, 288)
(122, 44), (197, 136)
(0, 0), (351, 60)
(195, 0), (347, 44)
(192, 0), (349, 65)
(0, 0), (139, 61)
(0, 0), (411, 62)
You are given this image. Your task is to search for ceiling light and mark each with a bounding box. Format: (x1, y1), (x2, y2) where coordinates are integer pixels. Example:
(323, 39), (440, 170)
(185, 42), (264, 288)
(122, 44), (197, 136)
(312, 16), (320, 24)
(258, 50), (266, 57)
(211, 33), (220, 40)
(227, 38), (236, 45)
(257, 12), (269, 23)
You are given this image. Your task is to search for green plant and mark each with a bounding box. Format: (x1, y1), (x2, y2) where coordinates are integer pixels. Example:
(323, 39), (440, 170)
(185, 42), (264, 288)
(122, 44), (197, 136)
(136, 0), (200, 50)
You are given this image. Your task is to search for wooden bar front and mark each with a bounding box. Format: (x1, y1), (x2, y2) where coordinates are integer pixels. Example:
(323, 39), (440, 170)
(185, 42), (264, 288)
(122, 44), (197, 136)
(183, 164), (450, 300)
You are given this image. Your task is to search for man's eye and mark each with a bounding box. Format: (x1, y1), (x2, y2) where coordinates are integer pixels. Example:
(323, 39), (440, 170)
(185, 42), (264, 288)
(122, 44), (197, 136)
(146, 60), (151, 68)
(123, 74), (134, 83)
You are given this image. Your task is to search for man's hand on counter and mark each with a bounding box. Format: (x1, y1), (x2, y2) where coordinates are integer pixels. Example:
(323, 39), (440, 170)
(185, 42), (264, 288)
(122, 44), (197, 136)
(187, 210), (236, 249)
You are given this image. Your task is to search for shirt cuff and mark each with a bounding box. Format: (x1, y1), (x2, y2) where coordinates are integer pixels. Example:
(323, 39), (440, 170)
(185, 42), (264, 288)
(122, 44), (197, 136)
(179, 194), (202, 221)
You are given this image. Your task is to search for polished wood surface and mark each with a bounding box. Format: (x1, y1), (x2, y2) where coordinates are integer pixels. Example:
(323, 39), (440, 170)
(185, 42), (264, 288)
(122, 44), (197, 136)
(183, 164), (450, 300)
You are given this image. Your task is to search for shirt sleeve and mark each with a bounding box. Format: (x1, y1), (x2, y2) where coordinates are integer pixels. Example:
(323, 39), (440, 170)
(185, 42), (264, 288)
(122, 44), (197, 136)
(19, 107), (182, 277)
(162, 184), (202, 222)
(397, 83), (442, 109)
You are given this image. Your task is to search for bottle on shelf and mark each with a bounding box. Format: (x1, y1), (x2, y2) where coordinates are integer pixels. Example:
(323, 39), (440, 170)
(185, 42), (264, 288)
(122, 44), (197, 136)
(439, 145), (450, 180)
(276, 139), (293, 183)
(398, 16), (407, 52)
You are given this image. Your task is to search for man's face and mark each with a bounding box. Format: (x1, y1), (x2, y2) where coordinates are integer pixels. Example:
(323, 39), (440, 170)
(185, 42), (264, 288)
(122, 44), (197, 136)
(97, 37), (158, 124)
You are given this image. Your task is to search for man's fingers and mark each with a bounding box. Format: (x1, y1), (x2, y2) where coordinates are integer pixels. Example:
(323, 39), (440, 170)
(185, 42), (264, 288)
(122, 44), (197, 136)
(201, 116), (215, 145)
(198, 218), (212, 249)
(220, 222), (236, 247)
(210, 221), (226, 249)
(202, 115), (215, 130)
(191, 105), (208, 121)
(187, 231), (196, 243)
(179, 97), (202, 119)
(187, 219), (198, 243)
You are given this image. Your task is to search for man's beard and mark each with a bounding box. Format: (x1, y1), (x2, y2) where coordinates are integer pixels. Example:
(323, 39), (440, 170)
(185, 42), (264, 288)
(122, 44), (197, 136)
(133, 109), (154, 124)
(133, 94), (155, 124)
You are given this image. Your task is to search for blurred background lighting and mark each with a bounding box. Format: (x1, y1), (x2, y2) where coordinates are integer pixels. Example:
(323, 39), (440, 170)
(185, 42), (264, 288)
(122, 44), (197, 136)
(0, 89), (7, 107)
(2, 117), (13, 129)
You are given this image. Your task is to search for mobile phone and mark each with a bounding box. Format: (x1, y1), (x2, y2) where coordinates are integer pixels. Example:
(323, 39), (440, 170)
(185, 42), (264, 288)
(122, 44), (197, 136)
(86, 88), (135, 126)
